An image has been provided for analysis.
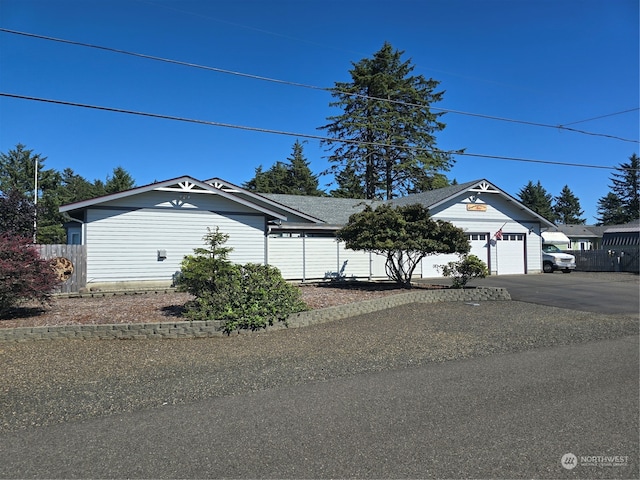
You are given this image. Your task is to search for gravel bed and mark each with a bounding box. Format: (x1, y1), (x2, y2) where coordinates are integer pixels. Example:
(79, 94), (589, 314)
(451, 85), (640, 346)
(1, 300), (637, 433)
(0, 283), (404, 329)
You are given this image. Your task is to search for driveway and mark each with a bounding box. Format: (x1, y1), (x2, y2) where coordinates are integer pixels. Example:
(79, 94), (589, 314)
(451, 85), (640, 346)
(421, 271), (639, 315)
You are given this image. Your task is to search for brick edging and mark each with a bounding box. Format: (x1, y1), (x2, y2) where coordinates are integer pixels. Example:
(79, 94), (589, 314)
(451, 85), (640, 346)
(0, 287), (510, 342)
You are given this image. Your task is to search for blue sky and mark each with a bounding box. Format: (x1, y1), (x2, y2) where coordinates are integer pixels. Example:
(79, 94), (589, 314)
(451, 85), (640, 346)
(0, 0), (638, 224)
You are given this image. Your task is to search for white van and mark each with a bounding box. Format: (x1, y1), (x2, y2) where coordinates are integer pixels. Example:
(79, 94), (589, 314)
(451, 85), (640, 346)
(542, 244), (576, 273)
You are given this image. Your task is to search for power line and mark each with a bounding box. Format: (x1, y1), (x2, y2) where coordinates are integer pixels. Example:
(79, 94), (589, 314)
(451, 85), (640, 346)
(1, 28), (638, 144)
(559, 108), (640, 127)
(2, 92), (634, 172)
(0, 28), (326, 92)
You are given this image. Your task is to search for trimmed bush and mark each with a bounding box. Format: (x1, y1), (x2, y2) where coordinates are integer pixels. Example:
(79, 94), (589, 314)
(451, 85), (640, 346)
(437, 254), (489, 288)
(176, 228), (308, 333)
(0, 234), (60, 316)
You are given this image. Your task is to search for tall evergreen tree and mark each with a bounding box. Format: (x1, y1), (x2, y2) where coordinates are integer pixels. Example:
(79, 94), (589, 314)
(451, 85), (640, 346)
(0, 144), (64, 243)
(553, 185), (585, 224)
(285, 140), (324, 196)
(243, 164), (286, 193)
(320, 42), (455, 200)
(518, 180), (557, 222)
(596, 192), (625, 226)
(0, 145), (138, 243)
(407, 173), (452, 194)
(59, 168), (101, 205)
(244, 141), (324, 196)
(105, 166), (136, 194)
(596, 153), (640, 225)
(330, 164), (366, 198)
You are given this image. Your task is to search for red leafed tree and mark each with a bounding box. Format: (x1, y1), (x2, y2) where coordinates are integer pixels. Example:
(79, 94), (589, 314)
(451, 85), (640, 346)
(0, 234), (60, 316)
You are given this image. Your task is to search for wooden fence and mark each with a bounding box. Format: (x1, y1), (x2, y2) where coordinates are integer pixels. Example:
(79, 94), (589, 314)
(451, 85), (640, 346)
(571, 246), (639, 273)
(37, 244), (87, 293)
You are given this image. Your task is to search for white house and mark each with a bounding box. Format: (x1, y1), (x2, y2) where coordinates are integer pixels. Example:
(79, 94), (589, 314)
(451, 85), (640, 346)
(60, 176), (555, 290)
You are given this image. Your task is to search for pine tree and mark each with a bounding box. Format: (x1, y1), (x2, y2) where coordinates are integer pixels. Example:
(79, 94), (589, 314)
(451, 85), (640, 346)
(596, 153), (639, 225)
(330, 164), (366, 198)
(285, 140), (324, 196)
(320, 42), (454, 200)
(553, 185), (585, 224)
(244, 141), (324, 196)
(0, 144), (64, 243)
(105, 166), (135, 194)
(407, 173), (451, 194)
(518, 181), (557, 222)
(596, 193), (625, 226)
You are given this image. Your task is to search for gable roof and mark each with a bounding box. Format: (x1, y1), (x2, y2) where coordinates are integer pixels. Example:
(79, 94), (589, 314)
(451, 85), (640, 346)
(393, 179), (556, 228)
(59, 176), (556, 229)
(203, 178), (327, 224)
(389, 180), (481, 209)
(60, 175), (287, 221)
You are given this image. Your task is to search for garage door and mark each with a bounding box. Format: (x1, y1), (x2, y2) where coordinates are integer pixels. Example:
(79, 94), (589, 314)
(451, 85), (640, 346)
(493, 233), (525, 275)
(468, 233), (490, 265)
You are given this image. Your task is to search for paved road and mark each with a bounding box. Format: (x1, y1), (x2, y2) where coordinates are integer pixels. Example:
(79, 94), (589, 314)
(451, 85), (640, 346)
(0, 272), (637, 479)
(427, 271), (640, 315)
(0, 335), (637, 479)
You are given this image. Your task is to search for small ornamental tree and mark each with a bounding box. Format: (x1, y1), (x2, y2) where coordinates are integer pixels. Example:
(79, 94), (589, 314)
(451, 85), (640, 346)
(437, 254), (488, 288)
(337, 203), (470, 288)
(0, 234), (60, 316)
(176, 228), (308, 332)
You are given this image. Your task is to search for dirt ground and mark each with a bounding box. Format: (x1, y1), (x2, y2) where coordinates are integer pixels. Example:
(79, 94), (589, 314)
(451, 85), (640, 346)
(0, 282), (423, 329)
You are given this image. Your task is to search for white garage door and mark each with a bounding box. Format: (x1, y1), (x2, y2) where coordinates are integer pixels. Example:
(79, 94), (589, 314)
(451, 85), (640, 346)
(494, 233), (525, 275)
(468, 233), (490, 265)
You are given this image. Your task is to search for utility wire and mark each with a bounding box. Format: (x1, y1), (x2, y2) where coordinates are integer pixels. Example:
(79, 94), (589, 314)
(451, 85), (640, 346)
(1, 28), (638, 144)
(559, 108), (640, 127)
(2, 92), (634, 172)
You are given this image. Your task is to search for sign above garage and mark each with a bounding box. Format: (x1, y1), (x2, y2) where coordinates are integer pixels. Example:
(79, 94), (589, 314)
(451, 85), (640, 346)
(466, 204), (487, 212)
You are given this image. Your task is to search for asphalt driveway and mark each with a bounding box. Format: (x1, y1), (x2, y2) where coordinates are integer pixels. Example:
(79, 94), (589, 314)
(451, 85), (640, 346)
(421, 271), (640, 315)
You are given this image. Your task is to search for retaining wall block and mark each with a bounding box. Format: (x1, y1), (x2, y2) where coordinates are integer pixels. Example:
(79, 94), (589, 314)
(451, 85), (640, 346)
(0, 287), (511, 342)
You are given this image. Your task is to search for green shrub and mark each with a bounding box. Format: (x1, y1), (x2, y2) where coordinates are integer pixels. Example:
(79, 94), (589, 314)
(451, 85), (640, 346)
(176, 228), (308, 333)
(437, 254), (488, 288)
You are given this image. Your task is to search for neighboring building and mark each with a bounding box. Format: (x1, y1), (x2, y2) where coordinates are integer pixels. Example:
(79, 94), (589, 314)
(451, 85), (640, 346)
(60, 177), (555, 291)
(545, 221), (640, 251)
(601, 221), (640, 247)
(543, 224), (602, 250)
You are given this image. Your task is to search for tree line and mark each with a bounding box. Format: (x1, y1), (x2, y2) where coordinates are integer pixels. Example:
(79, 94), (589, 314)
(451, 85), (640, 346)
(1, 42), (638, 244)
(0, 144), (135, 243)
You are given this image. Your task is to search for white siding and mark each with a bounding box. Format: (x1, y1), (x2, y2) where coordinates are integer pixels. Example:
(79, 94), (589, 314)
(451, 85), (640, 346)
(428, 193), (543, 275)
(267, 236), (390, 280)
(338, 244), (372, 279)
(304, 238), (340, 279)
(267, 237), (304, 279)
(86, 208), (265, 283)
(420, 253), (461, 278)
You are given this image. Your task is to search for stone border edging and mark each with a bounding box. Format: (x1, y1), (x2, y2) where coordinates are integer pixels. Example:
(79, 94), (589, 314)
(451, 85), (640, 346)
(0, 287), (510, 342)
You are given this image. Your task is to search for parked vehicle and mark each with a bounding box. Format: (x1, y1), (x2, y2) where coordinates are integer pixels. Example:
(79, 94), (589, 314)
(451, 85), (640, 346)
(542, 244), (576, 273)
